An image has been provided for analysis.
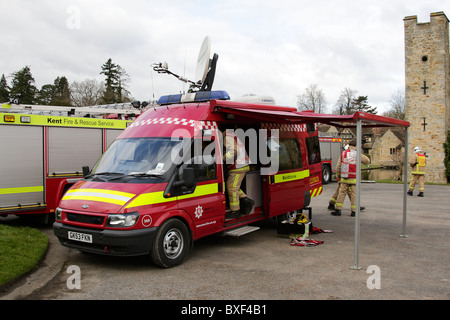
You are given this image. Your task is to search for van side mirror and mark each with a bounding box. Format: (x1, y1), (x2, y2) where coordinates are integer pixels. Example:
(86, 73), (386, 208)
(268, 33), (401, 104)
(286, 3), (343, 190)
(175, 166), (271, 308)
(183, 167), (196, 188)
(173, 167), (196, 189)
(82, 166), (90, 178)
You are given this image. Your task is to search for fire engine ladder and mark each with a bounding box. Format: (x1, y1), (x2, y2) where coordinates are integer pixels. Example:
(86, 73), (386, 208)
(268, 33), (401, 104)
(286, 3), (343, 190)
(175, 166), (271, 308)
(224, 225), (260, 237)
(1, 102), (146, 117)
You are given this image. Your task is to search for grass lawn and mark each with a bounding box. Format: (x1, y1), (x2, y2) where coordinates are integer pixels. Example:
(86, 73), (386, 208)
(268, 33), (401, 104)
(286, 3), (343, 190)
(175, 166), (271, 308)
(0, 224), (48, 287)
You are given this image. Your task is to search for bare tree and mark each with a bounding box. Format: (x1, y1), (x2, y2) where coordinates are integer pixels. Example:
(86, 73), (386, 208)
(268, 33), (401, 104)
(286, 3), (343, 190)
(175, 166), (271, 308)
(333, 87), (358, 115)
(70, 79), (104, 107)
(297, 84), (327, 113)
(383, 89), (406, 120)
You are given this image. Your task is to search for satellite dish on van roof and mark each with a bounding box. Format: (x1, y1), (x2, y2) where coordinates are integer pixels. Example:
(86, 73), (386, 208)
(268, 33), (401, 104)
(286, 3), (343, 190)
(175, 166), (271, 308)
(151, 36), (218, 91)
(195, 36), (211, 85)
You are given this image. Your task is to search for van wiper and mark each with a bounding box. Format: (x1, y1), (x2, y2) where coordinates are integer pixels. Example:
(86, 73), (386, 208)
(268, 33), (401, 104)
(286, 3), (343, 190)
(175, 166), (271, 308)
(84, 172), (125, 180)
(128, 170), (165, 177)
(94, 172), (125, 176)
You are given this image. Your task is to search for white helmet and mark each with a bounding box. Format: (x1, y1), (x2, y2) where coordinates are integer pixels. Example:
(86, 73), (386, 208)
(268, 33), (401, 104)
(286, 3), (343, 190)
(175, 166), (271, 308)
(414, 146), (422, 153)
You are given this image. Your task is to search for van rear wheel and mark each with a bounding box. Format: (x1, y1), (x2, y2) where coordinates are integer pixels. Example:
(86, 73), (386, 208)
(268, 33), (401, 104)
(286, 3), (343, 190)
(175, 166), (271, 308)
(151, 219), (190, 268)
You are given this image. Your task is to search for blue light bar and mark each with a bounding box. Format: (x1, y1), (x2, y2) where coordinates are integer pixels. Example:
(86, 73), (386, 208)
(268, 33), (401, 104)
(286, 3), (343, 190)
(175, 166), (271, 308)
(157, 94), (182, 105)
(158, 90), (230, 105)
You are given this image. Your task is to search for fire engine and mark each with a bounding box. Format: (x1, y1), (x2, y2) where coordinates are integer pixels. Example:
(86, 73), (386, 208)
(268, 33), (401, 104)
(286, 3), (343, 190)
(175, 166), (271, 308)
(319, 137), (342, 184)
(0, 102), (142, 223)
(53, 37), (325, 267)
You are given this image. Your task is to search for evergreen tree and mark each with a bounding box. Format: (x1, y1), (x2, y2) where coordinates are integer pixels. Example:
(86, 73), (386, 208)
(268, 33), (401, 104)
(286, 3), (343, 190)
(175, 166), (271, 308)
(100, 58), (131, 103)
(37, 84), (55, 105)
(9, 66), (37, 104)
(100, 58), (120, 103)
(0, 74), (10, 103)
(51, 76), (72, 106)
(351, 96), (377, 114)
(36, 76), (72, 106)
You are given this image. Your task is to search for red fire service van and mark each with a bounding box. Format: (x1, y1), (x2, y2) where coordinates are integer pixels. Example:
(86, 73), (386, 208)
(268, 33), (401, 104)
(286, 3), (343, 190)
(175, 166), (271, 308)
(53, 91), (324, 267)
(53, 37), (325, 267)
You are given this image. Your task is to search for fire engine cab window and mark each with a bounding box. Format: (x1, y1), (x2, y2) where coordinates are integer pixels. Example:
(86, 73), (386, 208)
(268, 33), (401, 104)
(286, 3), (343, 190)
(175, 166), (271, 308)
(274, 138), (302, 171)
(305, 136), (321, 165)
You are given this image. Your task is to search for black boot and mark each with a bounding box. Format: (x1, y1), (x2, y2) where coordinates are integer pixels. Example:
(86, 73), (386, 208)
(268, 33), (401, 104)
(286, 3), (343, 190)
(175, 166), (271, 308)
(331, 209), (341, 216)
(327, 202), (335, 210)
(351, 211), (355, 217)
(407, 190), (413, 196)
(240, 197), (255, 215)
(418, 192), (424, 197)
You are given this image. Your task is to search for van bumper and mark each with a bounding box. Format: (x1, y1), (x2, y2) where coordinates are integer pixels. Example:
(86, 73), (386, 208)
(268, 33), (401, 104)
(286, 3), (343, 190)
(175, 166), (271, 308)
(53, 222), (158, 256)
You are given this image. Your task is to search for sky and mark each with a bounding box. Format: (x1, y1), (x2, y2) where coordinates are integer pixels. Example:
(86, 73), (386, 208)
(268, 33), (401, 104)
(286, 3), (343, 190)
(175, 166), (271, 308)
(1, 0), (449, 114)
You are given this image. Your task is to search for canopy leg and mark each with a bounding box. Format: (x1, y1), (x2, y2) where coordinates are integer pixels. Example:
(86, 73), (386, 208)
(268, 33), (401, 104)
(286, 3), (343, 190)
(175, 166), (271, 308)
(350, 119), (363, 270)
(400, 126), (409, 238)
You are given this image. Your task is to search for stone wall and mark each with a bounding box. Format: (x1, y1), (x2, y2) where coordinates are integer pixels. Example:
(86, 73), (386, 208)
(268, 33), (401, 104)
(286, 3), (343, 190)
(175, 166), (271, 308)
(404, 11), (450, 184)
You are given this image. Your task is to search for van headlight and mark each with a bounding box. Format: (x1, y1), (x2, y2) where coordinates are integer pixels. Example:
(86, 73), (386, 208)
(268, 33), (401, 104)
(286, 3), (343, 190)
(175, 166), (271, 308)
(106, 212), (139, 228)
(55, 207), (63, 220)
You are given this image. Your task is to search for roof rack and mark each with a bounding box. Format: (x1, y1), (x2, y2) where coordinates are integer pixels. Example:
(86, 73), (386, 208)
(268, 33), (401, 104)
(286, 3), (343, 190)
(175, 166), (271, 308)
(1, 102), (146, 118)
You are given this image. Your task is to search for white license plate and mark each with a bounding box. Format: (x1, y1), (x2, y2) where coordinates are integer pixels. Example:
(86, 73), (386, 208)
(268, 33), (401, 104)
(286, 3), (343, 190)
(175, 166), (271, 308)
(68, 231), (93, 243)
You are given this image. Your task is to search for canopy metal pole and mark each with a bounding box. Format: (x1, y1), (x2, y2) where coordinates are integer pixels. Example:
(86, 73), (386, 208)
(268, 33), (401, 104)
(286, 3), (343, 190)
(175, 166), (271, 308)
(350, 119), (363, 270)
(400, 127), (409, 238)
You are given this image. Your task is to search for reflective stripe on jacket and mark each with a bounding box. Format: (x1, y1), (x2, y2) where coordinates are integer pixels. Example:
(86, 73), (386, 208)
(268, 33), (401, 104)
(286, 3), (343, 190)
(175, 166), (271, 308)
(340, 149), (357, 181)
(412, 153), (426, 175)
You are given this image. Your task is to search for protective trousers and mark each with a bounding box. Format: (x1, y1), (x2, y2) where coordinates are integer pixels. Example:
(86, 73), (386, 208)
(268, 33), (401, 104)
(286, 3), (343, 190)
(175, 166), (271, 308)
(335, 183), (356, 212)
(329, 182), (341, 206)
(409, 174), (425, 192)
(226, 167), (249, 212)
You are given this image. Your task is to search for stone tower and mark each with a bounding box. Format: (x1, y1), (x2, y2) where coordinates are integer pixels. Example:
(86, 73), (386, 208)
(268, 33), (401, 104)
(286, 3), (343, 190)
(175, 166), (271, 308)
(404, 11), (450, 184)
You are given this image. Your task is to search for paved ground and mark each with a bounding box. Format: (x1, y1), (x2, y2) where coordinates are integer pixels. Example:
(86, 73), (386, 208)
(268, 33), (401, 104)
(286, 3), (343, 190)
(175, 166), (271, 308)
(1, 182), (449, 301)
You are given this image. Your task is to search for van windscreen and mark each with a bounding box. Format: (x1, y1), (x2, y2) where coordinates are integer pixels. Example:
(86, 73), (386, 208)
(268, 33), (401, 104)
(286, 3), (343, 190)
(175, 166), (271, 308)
(90, 137), (186, 181)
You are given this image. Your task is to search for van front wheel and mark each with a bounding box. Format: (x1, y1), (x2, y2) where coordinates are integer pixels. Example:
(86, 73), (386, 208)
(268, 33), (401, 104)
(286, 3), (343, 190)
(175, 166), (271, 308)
(151, 219), (190, 268)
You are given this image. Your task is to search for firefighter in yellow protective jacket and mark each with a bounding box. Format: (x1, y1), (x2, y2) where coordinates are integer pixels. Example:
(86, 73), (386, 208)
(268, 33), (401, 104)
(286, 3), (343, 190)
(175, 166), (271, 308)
(331, 139), (370, 217)
(223, 130), (254, 218)
(407, 146), (426, 197)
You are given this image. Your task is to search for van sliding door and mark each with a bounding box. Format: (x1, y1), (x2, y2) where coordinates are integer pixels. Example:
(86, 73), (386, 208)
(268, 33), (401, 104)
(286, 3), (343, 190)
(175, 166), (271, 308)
(264, 138), (308, 216)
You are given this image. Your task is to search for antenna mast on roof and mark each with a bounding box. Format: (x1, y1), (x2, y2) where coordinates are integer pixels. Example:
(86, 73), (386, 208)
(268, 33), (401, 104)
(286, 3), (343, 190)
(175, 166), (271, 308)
(151, 36), (218, 92)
